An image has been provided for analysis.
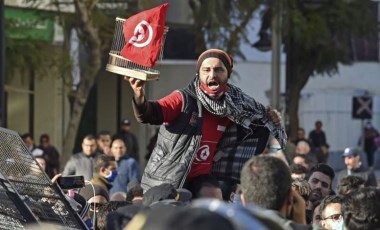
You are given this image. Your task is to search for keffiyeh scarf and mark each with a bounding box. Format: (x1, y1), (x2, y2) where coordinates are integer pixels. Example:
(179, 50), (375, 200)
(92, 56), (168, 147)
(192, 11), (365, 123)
(194, 78), (287, 148)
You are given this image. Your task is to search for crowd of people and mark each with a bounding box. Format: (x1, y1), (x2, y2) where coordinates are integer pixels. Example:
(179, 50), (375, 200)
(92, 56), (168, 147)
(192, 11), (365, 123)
(21, 48), (380, 230)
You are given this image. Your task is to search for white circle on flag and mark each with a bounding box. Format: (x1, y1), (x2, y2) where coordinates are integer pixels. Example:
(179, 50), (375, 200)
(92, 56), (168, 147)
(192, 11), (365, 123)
(128, 20), (153, 48)
(195, 145), (210, 162)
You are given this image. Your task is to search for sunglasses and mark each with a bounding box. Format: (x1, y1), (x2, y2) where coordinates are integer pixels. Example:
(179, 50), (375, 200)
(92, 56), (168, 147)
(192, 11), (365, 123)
(322, 213), (342, 221)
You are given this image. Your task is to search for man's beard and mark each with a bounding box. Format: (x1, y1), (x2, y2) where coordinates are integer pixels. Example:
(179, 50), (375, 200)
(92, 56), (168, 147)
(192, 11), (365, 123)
(309, 189), (322, 203)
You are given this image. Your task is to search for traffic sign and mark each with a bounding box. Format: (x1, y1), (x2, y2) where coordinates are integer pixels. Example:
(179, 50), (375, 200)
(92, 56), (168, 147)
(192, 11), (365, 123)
(352, 96), (373, 119)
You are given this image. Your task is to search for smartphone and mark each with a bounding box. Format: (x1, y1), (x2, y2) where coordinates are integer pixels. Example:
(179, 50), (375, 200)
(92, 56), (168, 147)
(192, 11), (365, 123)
(57, 176), (85, 189)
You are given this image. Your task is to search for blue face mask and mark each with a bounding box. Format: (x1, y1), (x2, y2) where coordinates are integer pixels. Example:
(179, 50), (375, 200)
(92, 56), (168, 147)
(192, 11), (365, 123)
(84, 218), (93, 229)
(105, 170), (118, 182)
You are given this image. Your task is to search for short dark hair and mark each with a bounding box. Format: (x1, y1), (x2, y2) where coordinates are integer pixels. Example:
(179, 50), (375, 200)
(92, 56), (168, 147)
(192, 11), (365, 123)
(306, 163), (335, 183)
(337, 175), (365, 195)
(187, 174), (220, 199)
(290, 163), (308, 174)
(342, 187), (380, 230)
(240, 156), (291, 211)
(126, 185), (144, 202)
(94, 155), (115, 172)
(319, 195), (343, 219)
(21, 133), (33, 140)
(97, 130), (111, 138)
(83, 134), (96, 141)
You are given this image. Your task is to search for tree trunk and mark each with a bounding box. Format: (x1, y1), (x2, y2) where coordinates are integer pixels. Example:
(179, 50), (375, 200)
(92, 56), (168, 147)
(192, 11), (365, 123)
(286, 48), (317, 142)
(61, 0), (102, 168)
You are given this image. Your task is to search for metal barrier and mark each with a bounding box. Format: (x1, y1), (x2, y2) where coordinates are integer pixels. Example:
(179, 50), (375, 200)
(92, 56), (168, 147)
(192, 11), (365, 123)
(0, 127), (87, 229)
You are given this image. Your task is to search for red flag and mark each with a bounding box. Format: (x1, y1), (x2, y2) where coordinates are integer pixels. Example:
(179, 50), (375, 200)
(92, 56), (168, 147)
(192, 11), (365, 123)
(120, 3), (168, 67)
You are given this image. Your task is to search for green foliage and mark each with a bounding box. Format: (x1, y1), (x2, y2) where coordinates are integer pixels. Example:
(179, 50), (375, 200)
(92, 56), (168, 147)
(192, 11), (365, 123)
(283, 0), (378, 75)
(189, 0), (260, 58)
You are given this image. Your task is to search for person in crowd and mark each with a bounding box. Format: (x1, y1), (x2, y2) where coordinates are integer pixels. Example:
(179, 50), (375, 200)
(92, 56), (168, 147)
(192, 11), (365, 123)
(37, 133), (60, 178)
(360, 120), (379, 167)
(142, 183), (192, 207)
(114, 119), (140, 163)
(109, 138), (141, 196)
(95, 201), (131, 230)
(336, 175), (365, 195)
(62, 134), (101, 181)
(89, 155), (117, 194)
(187, 174), (223, 200)
(293, 153), (315, 170)
(312, 203), (322, 228)
(372, 136), (380, 169)
(293, 127), (311, 146)
(240, 156), (311, 229)
(306, 163), (335, 223)
(219, 180), (239, 203)
(290, 163), (309, 180)
(22, 133), (44, 158)
(342, 187), (380, 230)
(125, 179), (144, 204)
(125, 48), (285, 191)
(308, 121), (329, 163)
(79, 184), (110, 226)
(96, 130), (112, 155)
(319, 195), (344, 230)
(337, 147), (377, 187)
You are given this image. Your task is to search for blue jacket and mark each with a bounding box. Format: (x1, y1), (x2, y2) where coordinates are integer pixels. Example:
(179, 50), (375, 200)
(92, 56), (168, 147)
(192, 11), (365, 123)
(109, 155), (141, 195)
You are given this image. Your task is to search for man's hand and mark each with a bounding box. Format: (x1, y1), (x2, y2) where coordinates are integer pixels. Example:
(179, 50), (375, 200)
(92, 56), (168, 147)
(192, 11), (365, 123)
(290, 188), (307, 224)
(267, 107), (282, 126)
(124, 76), (146, 105)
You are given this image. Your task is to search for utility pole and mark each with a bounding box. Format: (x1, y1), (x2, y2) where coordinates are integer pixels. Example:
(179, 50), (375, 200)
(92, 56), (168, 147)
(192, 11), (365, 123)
(0, 0), (5, 127)
(271, 0), (281, 111)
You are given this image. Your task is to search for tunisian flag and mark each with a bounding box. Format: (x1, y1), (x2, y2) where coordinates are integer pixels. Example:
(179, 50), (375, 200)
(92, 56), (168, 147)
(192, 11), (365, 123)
(120, 3), (168, 67)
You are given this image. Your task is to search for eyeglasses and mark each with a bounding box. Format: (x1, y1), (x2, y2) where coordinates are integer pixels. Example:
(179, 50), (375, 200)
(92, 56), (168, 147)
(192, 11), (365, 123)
(322, 213), (342, 221)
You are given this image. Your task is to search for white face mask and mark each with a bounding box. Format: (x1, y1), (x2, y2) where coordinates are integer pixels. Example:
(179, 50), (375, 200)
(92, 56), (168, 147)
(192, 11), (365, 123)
(331, 218), (344, 230)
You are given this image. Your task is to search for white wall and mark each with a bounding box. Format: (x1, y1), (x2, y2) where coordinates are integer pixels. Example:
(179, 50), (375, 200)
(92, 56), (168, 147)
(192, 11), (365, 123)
(232, 61), (380, 152)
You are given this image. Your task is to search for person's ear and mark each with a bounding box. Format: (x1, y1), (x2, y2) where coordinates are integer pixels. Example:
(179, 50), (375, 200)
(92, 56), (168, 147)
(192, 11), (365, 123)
(99, 166), (107, 176)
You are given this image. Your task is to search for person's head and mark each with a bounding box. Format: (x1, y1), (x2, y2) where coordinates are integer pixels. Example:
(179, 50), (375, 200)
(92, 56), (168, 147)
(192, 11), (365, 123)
(342, 147), (361, 170)
(295, 140), (311, 154)
(96, 130), (112, 154)
(307, 163), (335, 205)
(142, 183), (179, 206)
(120, 119), (131, 133)
(312, 203), (322, 227)
(126, 179), (144, 203)
(196, 49), (233, 97)
(337, 175), (365, 195)
(291, 179), (311, 203)
(39, 134), (50, 148)
(82, 134), (97, 156)
(240, 156), (292, 211)
(96, 201), (131, 230)
(342, 187), (380, 230)
(79, 184), (109, 214)
(293, 153), (312, 169)
(111, 138), (127, 161)
(187, 174), (223, 200)
(290, 163), (309, 180)
(297, 127), (306, 139)
(94, 155), (117, 182)
(21, 133), (34, 149)
(315, 120), (323, 130)
(319, 195), (344, 230)
(134, 205), (237, 230)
